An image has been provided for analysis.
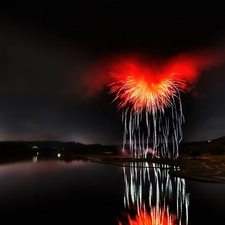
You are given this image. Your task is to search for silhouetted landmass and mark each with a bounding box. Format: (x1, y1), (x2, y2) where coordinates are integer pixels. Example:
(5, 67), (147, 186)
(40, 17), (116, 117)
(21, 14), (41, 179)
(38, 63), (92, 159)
(0, 140), (121, 163)
(0, 136), (225, 163)
(179, 136), (225, 156)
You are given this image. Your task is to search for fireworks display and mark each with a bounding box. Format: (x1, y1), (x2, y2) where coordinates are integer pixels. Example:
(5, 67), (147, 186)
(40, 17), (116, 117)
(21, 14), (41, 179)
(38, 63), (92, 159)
(108, 58), (185, 158)
(108, 52), (224, 158)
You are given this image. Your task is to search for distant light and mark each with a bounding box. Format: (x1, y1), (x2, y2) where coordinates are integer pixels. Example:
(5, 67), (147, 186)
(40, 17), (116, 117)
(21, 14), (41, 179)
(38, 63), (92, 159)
(208, 140), (212, 143)
(57, 153), (61, 157)
(32, 156), (38, 162)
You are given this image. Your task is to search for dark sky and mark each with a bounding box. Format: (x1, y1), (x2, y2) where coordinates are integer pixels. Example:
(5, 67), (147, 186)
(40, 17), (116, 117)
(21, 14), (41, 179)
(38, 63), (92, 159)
(0, 2), (225, 145)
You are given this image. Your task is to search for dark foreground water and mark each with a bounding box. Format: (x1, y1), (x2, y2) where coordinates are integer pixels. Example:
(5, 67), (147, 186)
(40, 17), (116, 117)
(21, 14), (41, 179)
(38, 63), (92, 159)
(0, 157), (225, 224)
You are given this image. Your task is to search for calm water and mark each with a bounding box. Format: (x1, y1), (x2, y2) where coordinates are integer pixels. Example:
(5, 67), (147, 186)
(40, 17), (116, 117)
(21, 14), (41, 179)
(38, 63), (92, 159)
(0, 157), (225, 224)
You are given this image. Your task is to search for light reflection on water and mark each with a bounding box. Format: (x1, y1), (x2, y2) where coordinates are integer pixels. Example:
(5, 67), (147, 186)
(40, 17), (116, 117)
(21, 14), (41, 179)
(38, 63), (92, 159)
(118, 162), (189, 225)
(0, 158), (123, 224)
(0, 158), (225, 224)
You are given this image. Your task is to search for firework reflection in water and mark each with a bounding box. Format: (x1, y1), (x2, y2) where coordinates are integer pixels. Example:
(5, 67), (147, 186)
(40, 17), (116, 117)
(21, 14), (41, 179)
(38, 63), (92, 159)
(117, 162), (189, 225)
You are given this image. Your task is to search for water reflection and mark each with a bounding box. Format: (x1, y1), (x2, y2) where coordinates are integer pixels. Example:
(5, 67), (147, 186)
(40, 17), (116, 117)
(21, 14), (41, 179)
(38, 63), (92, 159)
(118, 162), (189, 225)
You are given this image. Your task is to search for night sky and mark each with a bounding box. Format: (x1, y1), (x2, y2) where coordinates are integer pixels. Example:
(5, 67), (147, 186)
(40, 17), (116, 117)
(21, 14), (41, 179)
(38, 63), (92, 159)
(0, 2), (225, 145)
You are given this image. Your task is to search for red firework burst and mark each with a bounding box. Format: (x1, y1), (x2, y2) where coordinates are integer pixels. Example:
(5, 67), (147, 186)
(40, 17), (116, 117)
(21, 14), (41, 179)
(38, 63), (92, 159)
(108, 58), (186, 115)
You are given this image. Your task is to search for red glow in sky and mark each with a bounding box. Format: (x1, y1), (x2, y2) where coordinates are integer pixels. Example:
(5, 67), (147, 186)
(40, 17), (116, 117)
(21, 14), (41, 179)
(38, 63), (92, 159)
(82, 49), (224, 100)
(110, 49), (224, 90)
(107, 50), (223, 113)
(108, 59), (185, 113)
(163, 49), (224, 90)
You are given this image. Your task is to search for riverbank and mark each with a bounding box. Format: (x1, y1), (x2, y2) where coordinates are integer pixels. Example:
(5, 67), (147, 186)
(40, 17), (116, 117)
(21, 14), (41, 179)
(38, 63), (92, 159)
(81, 153), (225, 184)
(1, 138), (225, 183)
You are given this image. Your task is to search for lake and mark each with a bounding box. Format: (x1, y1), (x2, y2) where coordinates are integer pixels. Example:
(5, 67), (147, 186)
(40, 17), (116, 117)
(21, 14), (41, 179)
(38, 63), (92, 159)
(0, 156), (225, 224)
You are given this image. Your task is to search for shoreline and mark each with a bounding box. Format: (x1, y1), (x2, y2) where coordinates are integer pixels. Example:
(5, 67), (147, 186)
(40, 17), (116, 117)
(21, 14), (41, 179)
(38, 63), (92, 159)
(82, 153), (225, 184)
(1, 152), (225, 183)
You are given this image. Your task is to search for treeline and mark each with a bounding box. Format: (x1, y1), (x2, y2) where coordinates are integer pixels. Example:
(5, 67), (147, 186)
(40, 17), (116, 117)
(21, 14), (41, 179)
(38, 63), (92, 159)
(0, 136), (225, 162)
(0, 141), (121, 160)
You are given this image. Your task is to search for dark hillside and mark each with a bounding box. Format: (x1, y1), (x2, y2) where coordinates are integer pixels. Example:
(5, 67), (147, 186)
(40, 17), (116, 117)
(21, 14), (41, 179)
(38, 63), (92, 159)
(180, 136), (225, 156)
(0, 141), (121, 163)
(0, 136), (225, 162)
